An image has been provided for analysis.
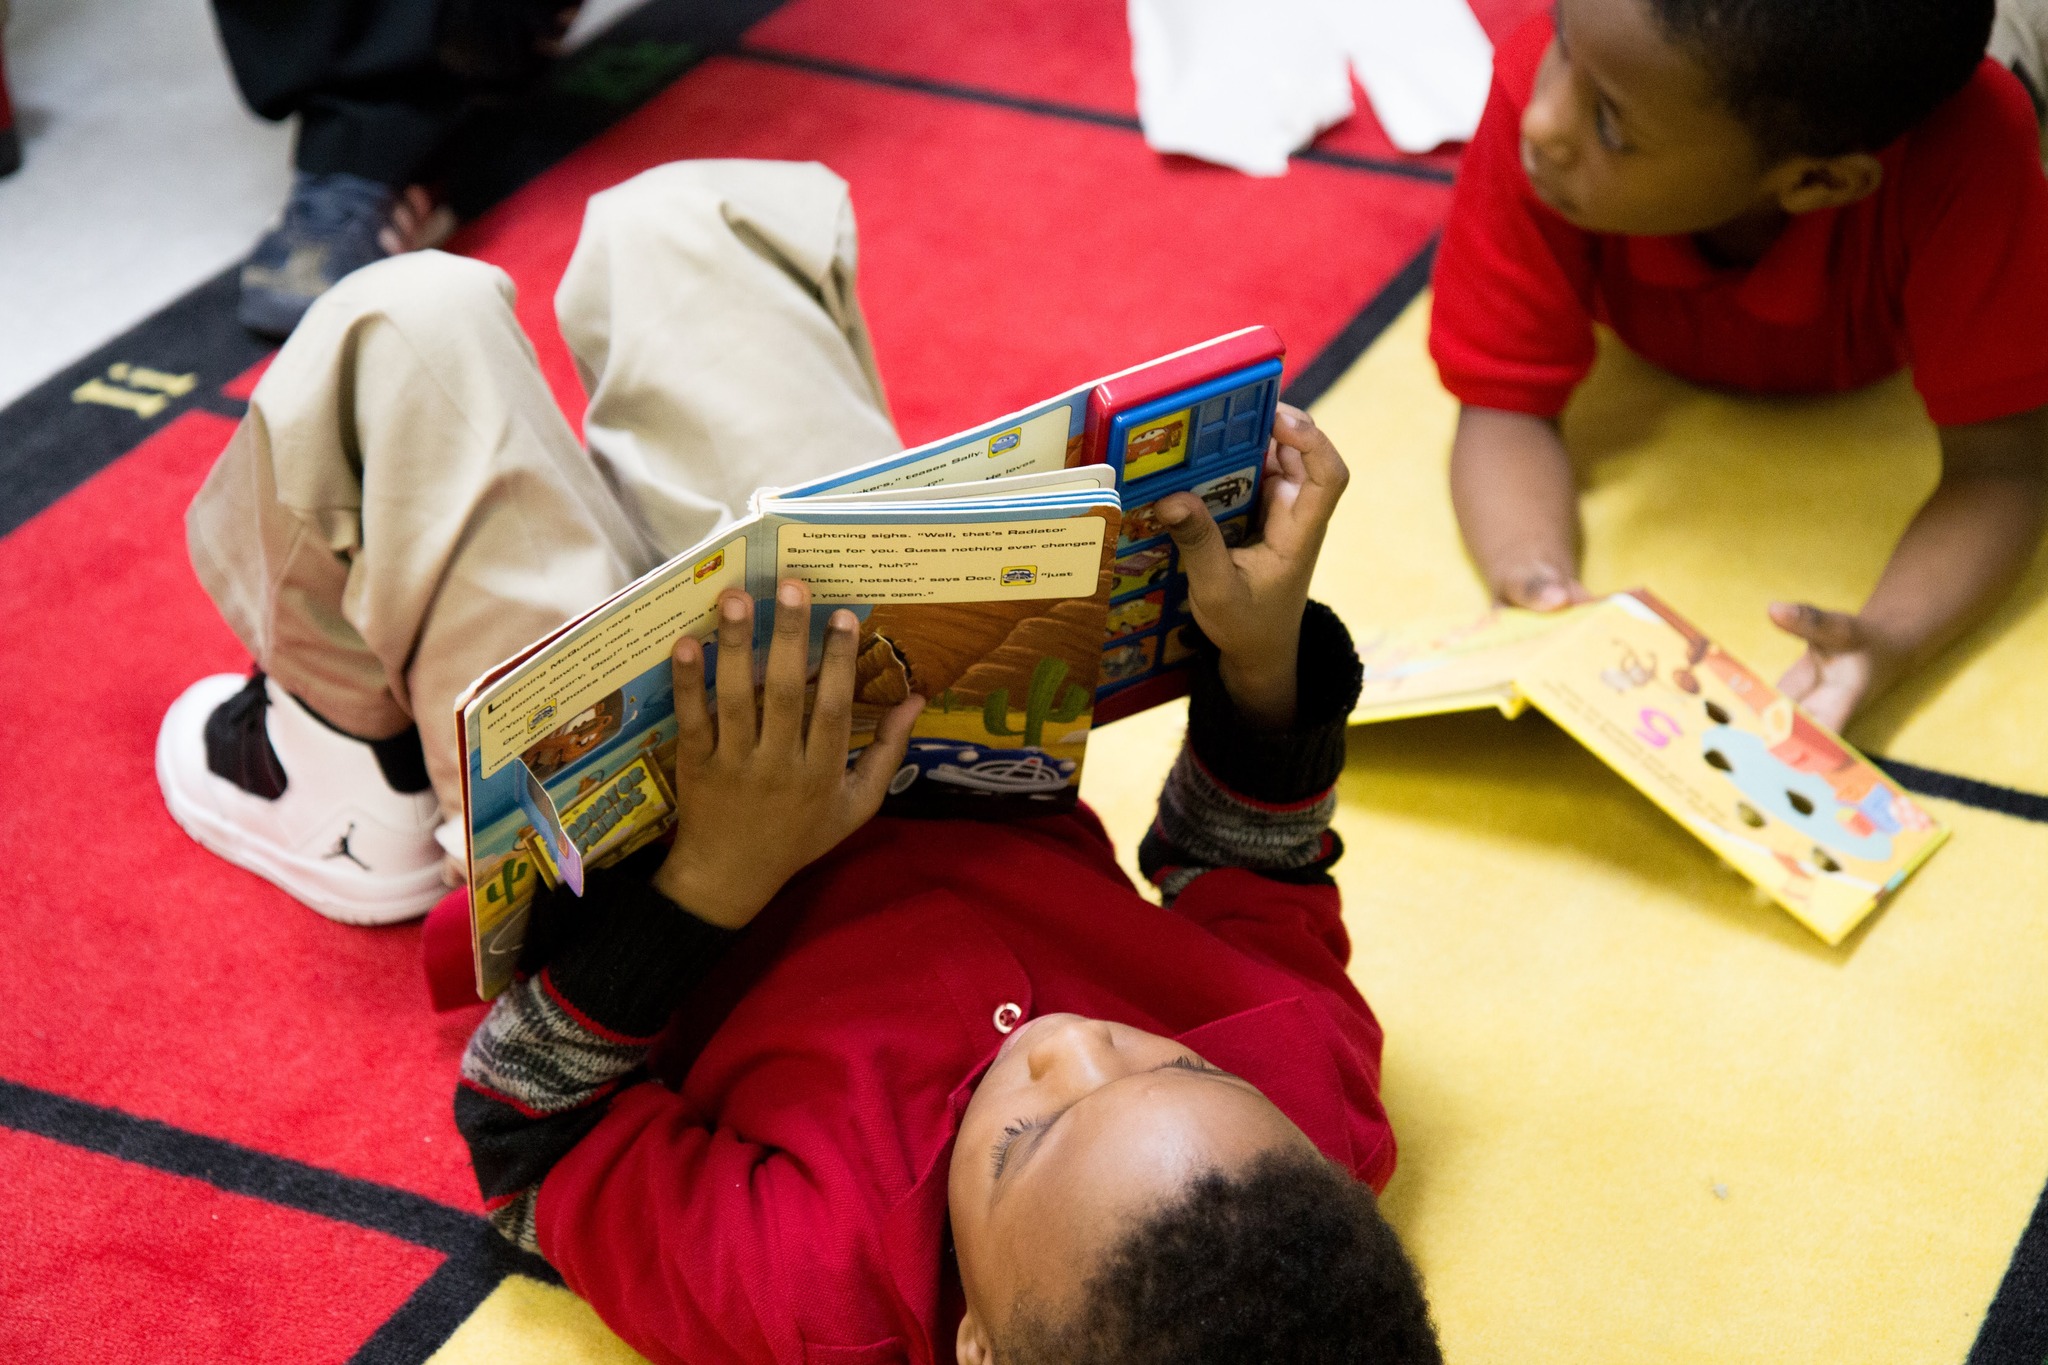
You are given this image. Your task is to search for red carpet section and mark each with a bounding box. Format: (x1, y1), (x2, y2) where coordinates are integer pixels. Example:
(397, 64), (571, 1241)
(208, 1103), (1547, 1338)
(458, 49), (1452, 440)
(3, 1129), (438, 1360)
(0, 0), (1539, 1359)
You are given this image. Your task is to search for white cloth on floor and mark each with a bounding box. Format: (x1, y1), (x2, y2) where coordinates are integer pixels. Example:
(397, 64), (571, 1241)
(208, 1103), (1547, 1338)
(1127, 0), (1494, 174)
(1334, 0), (1496, 154)
(1128, 0), (1355, 178)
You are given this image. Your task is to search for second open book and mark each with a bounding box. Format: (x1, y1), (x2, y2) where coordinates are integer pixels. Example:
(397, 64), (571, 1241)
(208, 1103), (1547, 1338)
(1351, 592), (1949, 946)
(454, 326), (1286, 996)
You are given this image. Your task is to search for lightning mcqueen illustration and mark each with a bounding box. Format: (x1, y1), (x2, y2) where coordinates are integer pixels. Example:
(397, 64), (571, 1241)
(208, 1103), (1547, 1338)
(1127, 420), (1185, 460)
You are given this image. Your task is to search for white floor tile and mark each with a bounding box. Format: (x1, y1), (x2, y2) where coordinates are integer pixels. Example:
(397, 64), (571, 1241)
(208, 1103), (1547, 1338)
(0, 0), (652, 410)
(0, 0), (291, 407)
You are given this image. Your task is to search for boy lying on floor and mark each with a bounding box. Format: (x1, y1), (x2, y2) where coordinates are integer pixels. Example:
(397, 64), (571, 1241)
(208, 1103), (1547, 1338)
(1436, 0), (2048, 733)
(452, 420), (1443, 1362)
(153, 154), (1439, 1359)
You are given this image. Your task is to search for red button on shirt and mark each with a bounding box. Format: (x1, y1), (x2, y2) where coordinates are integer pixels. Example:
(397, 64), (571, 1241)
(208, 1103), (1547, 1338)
(1430, 15), (2048, 428)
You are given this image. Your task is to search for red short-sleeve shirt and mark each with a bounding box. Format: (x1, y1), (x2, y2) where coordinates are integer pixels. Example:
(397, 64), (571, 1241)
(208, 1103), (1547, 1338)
(1430, 15), (2048, 427)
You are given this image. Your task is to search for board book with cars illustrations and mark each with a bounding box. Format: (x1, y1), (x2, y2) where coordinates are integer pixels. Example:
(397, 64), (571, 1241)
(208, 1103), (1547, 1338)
(1350, 592), (1949, 946)
(455, 327), (1286, 998)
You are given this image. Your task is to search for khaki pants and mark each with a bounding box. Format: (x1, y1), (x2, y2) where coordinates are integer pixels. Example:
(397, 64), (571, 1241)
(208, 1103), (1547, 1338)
(186, 160), (903, 821)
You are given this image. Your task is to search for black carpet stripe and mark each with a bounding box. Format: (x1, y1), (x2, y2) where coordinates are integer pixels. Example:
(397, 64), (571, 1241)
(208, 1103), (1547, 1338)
(1873, 757), (2048, 825)
(733, 45), (1143, 133)
(1281, 236), (1438, 410)
(347, 1233), (556, 1365)
(0, 1076), (559, 1365)
(0, 1076), (549, 1270)
(1968, 1175), (2048, 1365)
(728, 45), (1458, 186)
(0, 268), (267, 541)
(1296, 145), (1459, 181)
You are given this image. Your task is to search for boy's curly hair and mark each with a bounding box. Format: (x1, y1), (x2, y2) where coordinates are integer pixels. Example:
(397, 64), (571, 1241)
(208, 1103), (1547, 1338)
(1001, 1148), (1442, 1365)
(1647, 0), (1996, 157)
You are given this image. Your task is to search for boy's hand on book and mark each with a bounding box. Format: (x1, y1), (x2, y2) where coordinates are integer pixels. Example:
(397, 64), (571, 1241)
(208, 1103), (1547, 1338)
(1769, 601), (1904, 733)
(1157, 405), (1348, 728)
(653, 582), (925, 930)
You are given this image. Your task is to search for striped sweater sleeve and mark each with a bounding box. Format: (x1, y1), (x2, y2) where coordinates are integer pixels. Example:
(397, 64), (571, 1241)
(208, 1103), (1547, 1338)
(1139, 601), (1363, 905)
(455, 847), (736, 1251)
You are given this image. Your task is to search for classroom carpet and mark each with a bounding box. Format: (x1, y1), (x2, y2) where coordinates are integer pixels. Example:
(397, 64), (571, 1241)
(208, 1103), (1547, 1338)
(2, 0), (2045, 1361)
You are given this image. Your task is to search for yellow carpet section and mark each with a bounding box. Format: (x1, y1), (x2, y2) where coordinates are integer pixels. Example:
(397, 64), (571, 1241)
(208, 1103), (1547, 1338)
(425, 1275), (649, 1365)
(430, 296), (2048, 1362)
(1084, 294), (2048, 1363)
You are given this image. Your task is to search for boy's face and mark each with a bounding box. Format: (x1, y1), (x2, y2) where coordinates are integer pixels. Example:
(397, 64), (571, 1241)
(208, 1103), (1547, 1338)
(1522, 0), (1782, 235)
(947, 1013), (1314, 1361)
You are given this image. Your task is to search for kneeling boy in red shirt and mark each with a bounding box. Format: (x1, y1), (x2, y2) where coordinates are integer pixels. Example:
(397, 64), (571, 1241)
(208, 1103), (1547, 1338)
(454, 409), (1445, 1364)
(1434, 0), (2048, 732)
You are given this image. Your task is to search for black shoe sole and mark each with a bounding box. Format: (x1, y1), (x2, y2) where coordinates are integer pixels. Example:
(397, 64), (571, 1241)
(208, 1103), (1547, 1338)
(236, 283), (313, 341)
(0, 128), (20, 178)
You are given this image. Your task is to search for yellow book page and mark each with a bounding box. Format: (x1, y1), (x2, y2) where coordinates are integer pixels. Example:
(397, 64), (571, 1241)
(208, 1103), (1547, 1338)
(473, 537), (747, 780)
(1515, 592), (1949, 944)
(773, 515), (1105, 603)
(1351, 606), (1590, 725)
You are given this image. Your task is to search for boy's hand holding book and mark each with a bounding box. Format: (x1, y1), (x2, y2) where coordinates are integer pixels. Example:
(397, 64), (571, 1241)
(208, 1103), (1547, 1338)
(1766, 601), (1905, 735)
(1158, 405), (1349, 729)
(456, 326), (1293, 997)
(652, 583), (924, 930)
(1448, 407), (1597, 616)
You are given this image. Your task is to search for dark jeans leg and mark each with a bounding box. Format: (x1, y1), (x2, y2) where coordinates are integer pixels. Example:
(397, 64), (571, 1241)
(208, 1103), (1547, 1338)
(211, 0), (461, 184)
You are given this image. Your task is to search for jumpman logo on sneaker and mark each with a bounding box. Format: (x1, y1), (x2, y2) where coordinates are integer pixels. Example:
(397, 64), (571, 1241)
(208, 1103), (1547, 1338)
(324, 822), (371, 870)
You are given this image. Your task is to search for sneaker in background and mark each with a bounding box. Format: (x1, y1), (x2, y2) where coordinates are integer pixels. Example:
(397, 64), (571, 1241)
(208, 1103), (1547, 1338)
(236, 173), (455, 339)
(157, 673), (447, 925)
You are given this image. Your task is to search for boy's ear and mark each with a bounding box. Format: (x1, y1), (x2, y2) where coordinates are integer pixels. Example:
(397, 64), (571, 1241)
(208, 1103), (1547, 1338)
(1770, 153), (1885, 215)
(956, 1307), (995, 1365)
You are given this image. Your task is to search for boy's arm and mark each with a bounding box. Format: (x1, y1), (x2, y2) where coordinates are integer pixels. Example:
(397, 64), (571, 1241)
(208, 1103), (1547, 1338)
(1429, 17), (1599, 615)
(1449, 405), (1596, 611)
(1137, 601), (1359, 907)
(455, 849), (736, 1249)
(457, 585), (923, 1252)
(1772, 406), (2048, 732)
(1134, 405), (1367, 961)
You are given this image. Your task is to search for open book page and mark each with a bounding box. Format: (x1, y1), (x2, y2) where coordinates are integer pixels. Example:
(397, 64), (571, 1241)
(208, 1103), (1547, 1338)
(459, 488), (1118, 998)
(459, 525), (755, 995)
(766, 324), (1274, 503)
(774, 388), (1094, 499)
(763, 464), (1118, 509)
(1513, 592), (1948, 945)
(782, 326), (1284, 721)
(457, 327), (1284, 996)
(1349, 605), (1593, 724)
(771, 494), (1118, 820)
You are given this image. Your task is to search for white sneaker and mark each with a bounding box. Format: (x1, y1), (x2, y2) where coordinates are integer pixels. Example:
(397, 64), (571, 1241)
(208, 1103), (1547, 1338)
(156, 674), (446, 925)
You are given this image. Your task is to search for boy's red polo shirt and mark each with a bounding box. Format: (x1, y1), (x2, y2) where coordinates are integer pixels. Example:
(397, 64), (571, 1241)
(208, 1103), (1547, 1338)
(1431, 16), (2048, 427)
(533, 810), (1395, 1365)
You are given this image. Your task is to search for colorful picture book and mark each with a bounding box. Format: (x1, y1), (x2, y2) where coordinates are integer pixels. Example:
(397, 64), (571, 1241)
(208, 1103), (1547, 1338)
(456, 327), (1286, 997)
(1351, 592), (1949, 945)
